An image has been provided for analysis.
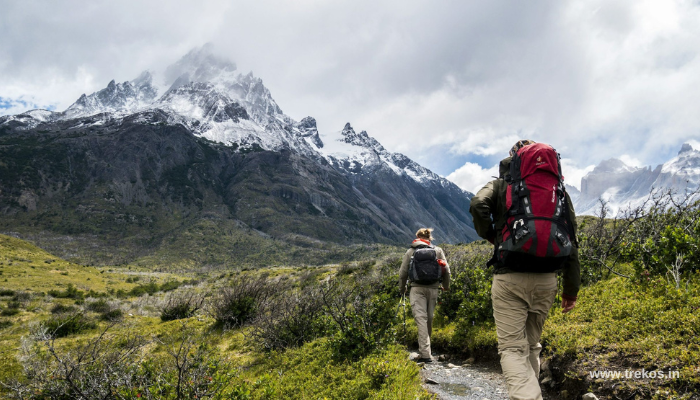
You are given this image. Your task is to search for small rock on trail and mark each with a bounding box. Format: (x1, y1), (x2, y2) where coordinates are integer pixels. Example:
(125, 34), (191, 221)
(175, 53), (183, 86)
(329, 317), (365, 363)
(421, 358), (509, 400)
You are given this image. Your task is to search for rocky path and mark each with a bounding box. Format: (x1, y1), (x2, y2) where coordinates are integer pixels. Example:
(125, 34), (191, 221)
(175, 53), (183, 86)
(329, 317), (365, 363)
(413, 353), (509, 400)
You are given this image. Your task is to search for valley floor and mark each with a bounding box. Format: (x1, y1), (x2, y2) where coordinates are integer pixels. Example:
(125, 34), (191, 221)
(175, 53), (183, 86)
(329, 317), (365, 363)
(1, 234), (699, 399)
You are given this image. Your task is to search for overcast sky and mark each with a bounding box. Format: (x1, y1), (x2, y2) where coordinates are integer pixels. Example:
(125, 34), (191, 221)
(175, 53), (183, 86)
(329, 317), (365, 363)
(2, 0), (700, 193)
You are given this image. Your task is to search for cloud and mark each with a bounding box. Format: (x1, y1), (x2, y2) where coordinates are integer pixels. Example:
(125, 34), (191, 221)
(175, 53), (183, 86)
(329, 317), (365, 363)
(446, 162), (499, 195)
(0, 96), (52, 115)
(560, 158), (596, 190)
(619, 155), (644, 168)
(1, 0), (700, 181)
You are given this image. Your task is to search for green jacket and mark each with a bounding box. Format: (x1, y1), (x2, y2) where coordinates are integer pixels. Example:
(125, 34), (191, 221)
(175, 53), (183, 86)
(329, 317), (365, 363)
(469, 157), (581, 300)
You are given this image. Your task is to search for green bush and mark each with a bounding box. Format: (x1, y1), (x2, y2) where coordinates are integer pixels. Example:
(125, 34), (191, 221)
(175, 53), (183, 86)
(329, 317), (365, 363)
(127, 281), (159, 297)
(48, 284), (84, 300)
(250, 287), (327, 350)
(50, 303), (78, 314)
(85, 299), (111, 313)
(12, 291), (32, 304)
(160, 291), (204, 322)
(438, 245), (493, 324)
(210, 276), (279, 328)
(578, 189), (699, 283)
(43, 313), (96, 338)
(99, 309), (123, 322)
(1, 307), (19, 316)
(320, 276), (398, 361)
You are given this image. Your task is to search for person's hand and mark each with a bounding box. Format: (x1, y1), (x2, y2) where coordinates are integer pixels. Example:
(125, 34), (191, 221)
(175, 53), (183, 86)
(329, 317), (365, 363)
(562, 297), (576, 313)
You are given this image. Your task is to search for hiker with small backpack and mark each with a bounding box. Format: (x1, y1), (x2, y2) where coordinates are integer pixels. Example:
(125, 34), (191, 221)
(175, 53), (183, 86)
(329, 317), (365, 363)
(399, 228), (450, 363)
(469, 140), (581, 400)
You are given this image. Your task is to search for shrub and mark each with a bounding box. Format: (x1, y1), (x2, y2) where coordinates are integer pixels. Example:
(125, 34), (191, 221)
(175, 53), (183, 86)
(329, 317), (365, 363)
(320, 276), (398, 361)
(250, 286), (327, 350)
(160, 291), (204, 321)
(159, 280), (182, 292)
(578, 188), (700, 284)
(99, 309), (123, 322)
(43, 313), (96, 338)
(1, 307), (19, 316)
(11, 291), (32, 305)
(0, 289), (15, 297)
(210, 275), (279, 328)
(0, 320), (12, 329)
(50, 303), (78, 314)
(127, 281), (159, 297)
(6, 324), (150, 399)
(438, 245), (493, 323)
(85, 298), (111, 313)
(48, 284), (84, 300)
(6, 300), (21, 309)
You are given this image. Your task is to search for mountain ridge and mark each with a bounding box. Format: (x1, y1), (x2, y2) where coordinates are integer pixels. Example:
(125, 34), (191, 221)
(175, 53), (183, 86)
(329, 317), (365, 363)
(0, 46), (478, 267)
(573, 143), (700, 215)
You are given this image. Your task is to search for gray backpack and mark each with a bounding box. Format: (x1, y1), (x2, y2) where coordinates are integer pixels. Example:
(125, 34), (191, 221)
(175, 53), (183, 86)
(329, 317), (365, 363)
(408, 245), (442, 284)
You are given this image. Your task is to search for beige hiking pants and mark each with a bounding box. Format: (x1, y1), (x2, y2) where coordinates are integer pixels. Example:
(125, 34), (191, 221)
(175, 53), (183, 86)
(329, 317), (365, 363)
(409, 286), (439, 359)
(491, 272), (558, 400)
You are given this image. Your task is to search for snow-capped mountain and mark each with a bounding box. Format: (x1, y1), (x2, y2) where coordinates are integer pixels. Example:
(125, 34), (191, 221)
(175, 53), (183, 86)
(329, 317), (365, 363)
(0, 45), (477, 265)
(2, 45), (467, 193)
(63, 71), (158, 119)
(574, 143), (700, 215)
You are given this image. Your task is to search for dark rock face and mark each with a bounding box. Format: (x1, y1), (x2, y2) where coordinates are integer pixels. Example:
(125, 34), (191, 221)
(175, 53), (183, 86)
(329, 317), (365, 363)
(295, 117), (323, 148)
(0, 111), (477, 265)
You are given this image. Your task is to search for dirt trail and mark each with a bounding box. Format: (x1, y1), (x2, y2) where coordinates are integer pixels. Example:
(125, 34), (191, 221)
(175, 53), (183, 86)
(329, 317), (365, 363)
(419, 358), (509, 400)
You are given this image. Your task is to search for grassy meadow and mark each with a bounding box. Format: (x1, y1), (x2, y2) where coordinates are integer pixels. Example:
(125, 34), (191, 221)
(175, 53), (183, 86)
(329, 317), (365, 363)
(2, 197), (700, 400)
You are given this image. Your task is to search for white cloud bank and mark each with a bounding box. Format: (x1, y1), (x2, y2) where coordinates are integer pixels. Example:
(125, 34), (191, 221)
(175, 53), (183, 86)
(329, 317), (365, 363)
(1, 0), (700, 182)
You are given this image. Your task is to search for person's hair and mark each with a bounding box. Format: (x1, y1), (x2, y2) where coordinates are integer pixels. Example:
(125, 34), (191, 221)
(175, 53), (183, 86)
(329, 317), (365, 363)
(415, 228), (434, 241)
(509, 139), (536, 157)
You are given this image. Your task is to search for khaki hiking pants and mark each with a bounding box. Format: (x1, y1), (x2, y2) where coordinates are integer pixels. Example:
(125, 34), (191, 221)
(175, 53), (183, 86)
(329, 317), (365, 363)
(491, 272), (558, 400)
(409, 286), (439, 359)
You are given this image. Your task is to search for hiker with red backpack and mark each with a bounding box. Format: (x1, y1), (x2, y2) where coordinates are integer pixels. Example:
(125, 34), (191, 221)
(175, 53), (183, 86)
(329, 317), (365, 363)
(399, 228), (451, 363)
(469, 140), (580, 400)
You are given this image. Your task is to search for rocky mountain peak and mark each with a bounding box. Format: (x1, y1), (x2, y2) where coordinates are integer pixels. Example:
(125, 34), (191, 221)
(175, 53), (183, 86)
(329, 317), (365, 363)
(158, 82), (249, 124)
(593, 158), (637, 174)
(63, 72), (158, 119)
(679, 143), (694, 155)
(340, 123), (385, 153)
(295, 117), (323, 148)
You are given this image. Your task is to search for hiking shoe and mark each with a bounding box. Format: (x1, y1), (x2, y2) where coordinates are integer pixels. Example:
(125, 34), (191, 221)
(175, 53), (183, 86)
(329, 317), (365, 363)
(415, 357), (433, 363)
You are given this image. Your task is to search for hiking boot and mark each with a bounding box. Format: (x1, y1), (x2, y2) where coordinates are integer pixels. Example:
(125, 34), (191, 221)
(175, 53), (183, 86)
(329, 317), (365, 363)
(415, 357), (433, 363)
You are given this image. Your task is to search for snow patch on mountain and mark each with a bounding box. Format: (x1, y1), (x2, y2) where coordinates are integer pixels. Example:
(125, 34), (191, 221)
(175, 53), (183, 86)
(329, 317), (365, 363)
(64, 72), (158, 119)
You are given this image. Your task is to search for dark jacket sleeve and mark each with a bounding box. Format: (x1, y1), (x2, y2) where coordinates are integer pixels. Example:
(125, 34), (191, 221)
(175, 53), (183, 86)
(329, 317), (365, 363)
(469, 180), (498, 242)
(561, 192), (581, 300)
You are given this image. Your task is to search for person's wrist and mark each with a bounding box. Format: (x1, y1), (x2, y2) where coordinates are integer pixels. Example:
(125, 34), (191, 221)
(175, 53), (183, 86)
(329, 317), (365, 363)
(562, 293), (577, 302)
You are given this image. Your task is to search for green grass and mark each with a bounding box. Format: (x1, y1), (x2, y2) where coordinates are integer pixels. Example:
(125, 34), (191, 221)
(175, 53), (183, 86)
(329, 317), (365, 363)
(0, 234), (430, 399)
(542, 275), (700, 396)
(233, 338), (432, 399)
(0, 234), (137, 293)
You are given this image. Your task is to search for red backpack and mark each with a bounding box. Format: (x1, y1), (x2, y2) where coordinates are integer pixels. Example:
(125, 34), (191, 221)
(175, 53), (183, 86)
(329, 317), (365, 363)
(495, 143), (575, 272)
